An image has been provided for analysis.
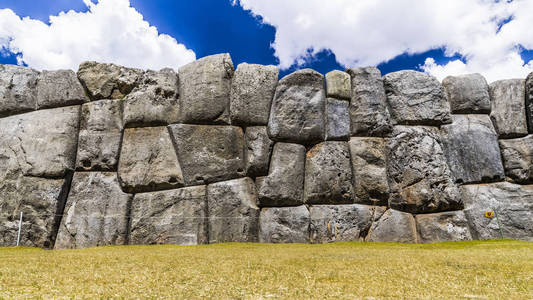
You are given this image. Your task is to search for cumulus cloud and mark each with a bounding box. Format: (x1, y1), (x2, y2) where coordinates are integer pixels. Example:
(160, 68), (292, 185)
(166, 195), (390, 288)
(236, 0), (533, 82)
(0, 0), (195, 71)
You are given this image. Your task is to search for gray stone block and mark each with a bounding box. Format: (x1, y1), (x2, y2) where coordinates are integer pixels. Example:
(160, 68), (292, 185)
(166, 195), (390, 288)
(499, 135), (533, 184)
(36, 69), (89, 109)
(325, 98), (350, 141)
(366, 209), (417, 243)
(259, 205), (310, 243)
(0, 64), (38, 117)
(442, 73), (491, 114)
(489, 79), (528, 138)
(526, 72), (533, 132)
(325, 70), (350, 100)
(77, 61), (143, 100)
(244, 126), (274, 178)
(415, 211), (472, 243)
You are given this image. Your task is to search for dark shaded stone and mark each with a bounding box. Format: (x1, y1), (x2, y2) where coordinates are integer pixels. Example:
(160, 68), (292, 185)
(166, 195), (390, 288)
(244, 126), (274, 178)
(442, 73), (490, 114)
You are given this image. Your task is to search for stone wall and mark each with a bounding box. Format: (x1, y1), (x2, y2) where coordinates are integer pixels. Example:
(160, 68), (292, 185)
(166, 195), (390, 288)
(1, 54), (532, 249)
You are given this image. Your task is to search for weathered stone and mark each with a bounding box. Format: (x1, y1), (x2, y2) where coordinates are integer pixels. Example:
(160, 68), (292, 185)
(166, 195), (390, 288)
(441, 115), (504, 184)
(325, 70), (350, 100)
(129, 185), (208, 245)
(325, 98), (350, 140)
(461, 182), (533, 241)
(415, 211), (472, 243)
(230, 63), (278, 126)
(442, 73), (491, 114)
(259, 205), (310, 243)
(304, 141), (353, 204)
(346, 67), (392, 136)
(244, 126), (274, 177)
(55, 172), (132, 249)
(258, 143), (305, 206)
(386, 126), (462, 213)
(179, 53), (233, 124)
(168, 124), (244, 186)
(36, 69), (89, 109)
(383, 70), (452, 125)
(118, 126), (184, 193)
(77, 61), (143, 100)
(499, 135), (533, 184)
(349, 137), (389, 205)
(366, 209), (417, 243)
(526, 72), (533, 132)
(0, 64), (38, 117)
(309, 204), (386, 243)
(268, 69), (325, 144)
(207, 178), (259, 243)
(489, 79), (528, 138)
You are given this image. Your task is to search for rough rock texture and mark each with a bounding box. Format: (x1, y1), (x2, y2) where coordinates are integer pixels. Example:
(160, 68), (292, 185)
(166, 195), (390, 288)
(230, 63), (278, 126)
(244, 126), (274, 177)
(258, 143), (305, 206)
(168, 124), (244, 186)
(366, 209), (417, 243)
(346, 67), (391, 136)
(415, 211), (472, 243)
(383, 70), (452, 125)
(461, 182), (533, 241)
(349, 137), (390, 205)
(36, 70), (89, 109)
(207, 178), (259, 243)
(489, 79), (528, 138)
(129, 185), (207, 245)
(325, 98), (350, 141)
(259, 205), (310, 243)
(325, 70), (351, 100)
(526, 72), (533, 132)
(441, 115), (504, 184)
(179, 53), (233, 125)
(304, 142), (353, 204)
(268, 69), (325, 144)
(76, 100), (123, 171)
(0, 64), (38, 117)
(118, 126), (184, 193)
(55, 172), (132, 249)
(499, 135), (533, 184)
(442, 74), (491, 114)
(386, 126), (462, 213)
(77, 61), (143, 100)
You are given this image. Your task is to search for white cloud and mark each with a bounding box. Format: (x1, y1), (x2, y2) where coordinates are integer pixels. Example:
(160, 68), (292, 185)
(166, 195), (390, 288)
(236, 0), (533, 82)
(0, 0), (195, 71)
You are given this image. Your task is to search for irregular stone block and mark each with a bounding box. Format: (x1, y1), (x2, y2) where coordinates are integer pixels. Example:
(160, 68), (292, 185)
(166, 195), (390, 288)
(230, 63), (278, 126)
(346, 67), (391, 136)
(489, 79), (528, 138)
(526, 72), (533, 132)
(118, 126), (184, 193)
(383, 70), (452, 125)
(0, 64), (38, 117)
(129, 185), (208, 245)
(441, 115), (504, 184)
(304, 141), (353, 204)
(442, 73), (491, 114)
(325, 70), (350, 100)
(36, 69), (89, 109)
(258, 143), (305, 206)
(244, 126), (274, 177)
(207, 178), (259, 243)
(366, 209), (417, 243)
(386, 126), (462, 213)
(325, 98), (350, 140)
(349, 137), (390, 205)
(77, 61), (143, 100)
(168, 124), (244, 186)
(499, 135), (533, 184)
(268, 69), (325, 144)
(259, 205), (310, 243)
(415, 211), (472, 243)
(179, 53), (233, 124)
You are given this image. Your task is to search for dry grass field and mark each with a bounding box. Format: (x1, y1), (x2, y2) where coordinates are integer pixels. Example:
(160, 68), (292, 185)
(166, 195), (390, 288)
(0, 240), (532, 299)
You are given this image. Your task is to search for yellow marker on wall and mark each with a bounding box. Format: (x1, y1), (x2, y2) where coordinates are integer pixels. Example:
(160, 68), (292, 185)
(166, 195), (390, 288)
(484, 211), (495, 218)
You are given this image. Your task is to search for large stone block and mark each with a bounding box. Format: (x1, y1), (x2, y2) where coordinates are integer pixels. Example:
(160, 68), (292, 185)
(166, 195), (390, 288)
(489, 79), (528, 138)
(244, 126), (274, 177)
(259, 205), (310, 243)
(168, 124), (244, 186)
(383, 70), (452, 125)
(442, 73), (491, 114)
(0, 64), (38, 117)
(366, 209), (417, 243)
(230, 63), (278, 126)
(526, 72), (533, 132)
(441, 115), (504, 184)
(304, 141), (353, 204)
(178, 53), (233, 124)
(325, 98), (350, 141)
(499, 135), (533, 184)
(325, 70), (350, 100)
(207, 178), (259, 243)
(268, 69), (325, 144)
(386, 126), (462, 213)
(129, 185), (208, 245)
(118, 126), (184, 193)
(415, 211), (472, 243)
(55, 172), (133, 249)
(77, 61), (143, 100)
(36, 69), (89, 109)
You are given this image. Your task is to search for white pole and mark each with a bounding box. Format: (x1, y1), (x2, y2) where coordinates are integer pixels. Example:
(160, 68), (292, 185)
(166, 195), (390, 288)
(16, 211), (22, 247)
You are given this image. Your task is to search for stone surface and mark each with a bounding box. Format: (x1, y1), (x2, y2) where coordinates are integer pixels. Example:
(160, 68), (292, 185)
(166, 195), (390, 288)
(526, 72), (533, 132)
(55, 172), (132, 249)
(346, 67), (391, 136)
(77, 61), (143, 100)
(168, 124), (244, 186)
(129, 185), (208, 245)
(268, 69), (325, 144)
(499, 135), (533, 184)
(383, 70), (452, 125)
(207, 178), (259, 243)
(441, 115), (504, 184)
(118, 126), (184, 193)
(386, 126), (462, 213)
(36, 69), (89, 109)
(349, 137), (390, 205)
(230, 63), (278, 126)
(415, 211), (472, 243)
(0, 64), (38, 117)
(179, 53), (233, 124)
(325, 70), (351, 100)
(461, 182), (533, 241)
(442, 73), (491, 114)
(259, 205), (310, 243)
(366, 209), (417, 243)
(76, 99), (123, 171)
(244, 126), (274, 177)
(489, 79), (528, 138)
(325, 98), (350, 140)
(304, 142), (353, 204)
(258, 143), (305, 206)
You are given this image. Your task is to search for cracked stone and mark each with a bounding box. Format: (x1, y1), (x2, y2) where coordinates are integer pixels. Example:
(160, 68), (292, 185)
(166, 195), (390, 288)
(0, 64), (39, 117)
(244, 126), (274, 178)
(366, 209), (417, 243)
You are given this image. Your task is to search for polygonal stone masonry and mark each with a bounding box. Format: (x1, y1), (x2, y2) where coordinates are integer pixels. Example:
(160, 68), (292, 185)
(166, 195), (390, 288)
(499, 135), (533, 184)
(77, 61), (143, 100)
(259, 205), (310, 243)
(36, 69), (89, 109)
(526, 72), (533, 132)
(415, 211), (472, 243)
(0, 64), (39, 117)
(366, 209), (417, 243)
(489, 79), (528, 138)
(442, 73), (491, 114)
(244, 126), (274, 178)
(325, 98), (350, 141)
(325, 70), (351, 100)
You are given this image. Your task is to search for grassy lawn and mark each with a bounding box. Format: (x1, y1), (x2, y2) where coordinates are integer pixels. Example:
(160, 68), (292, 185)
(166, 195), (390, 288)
(0, 240), (532, 299)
